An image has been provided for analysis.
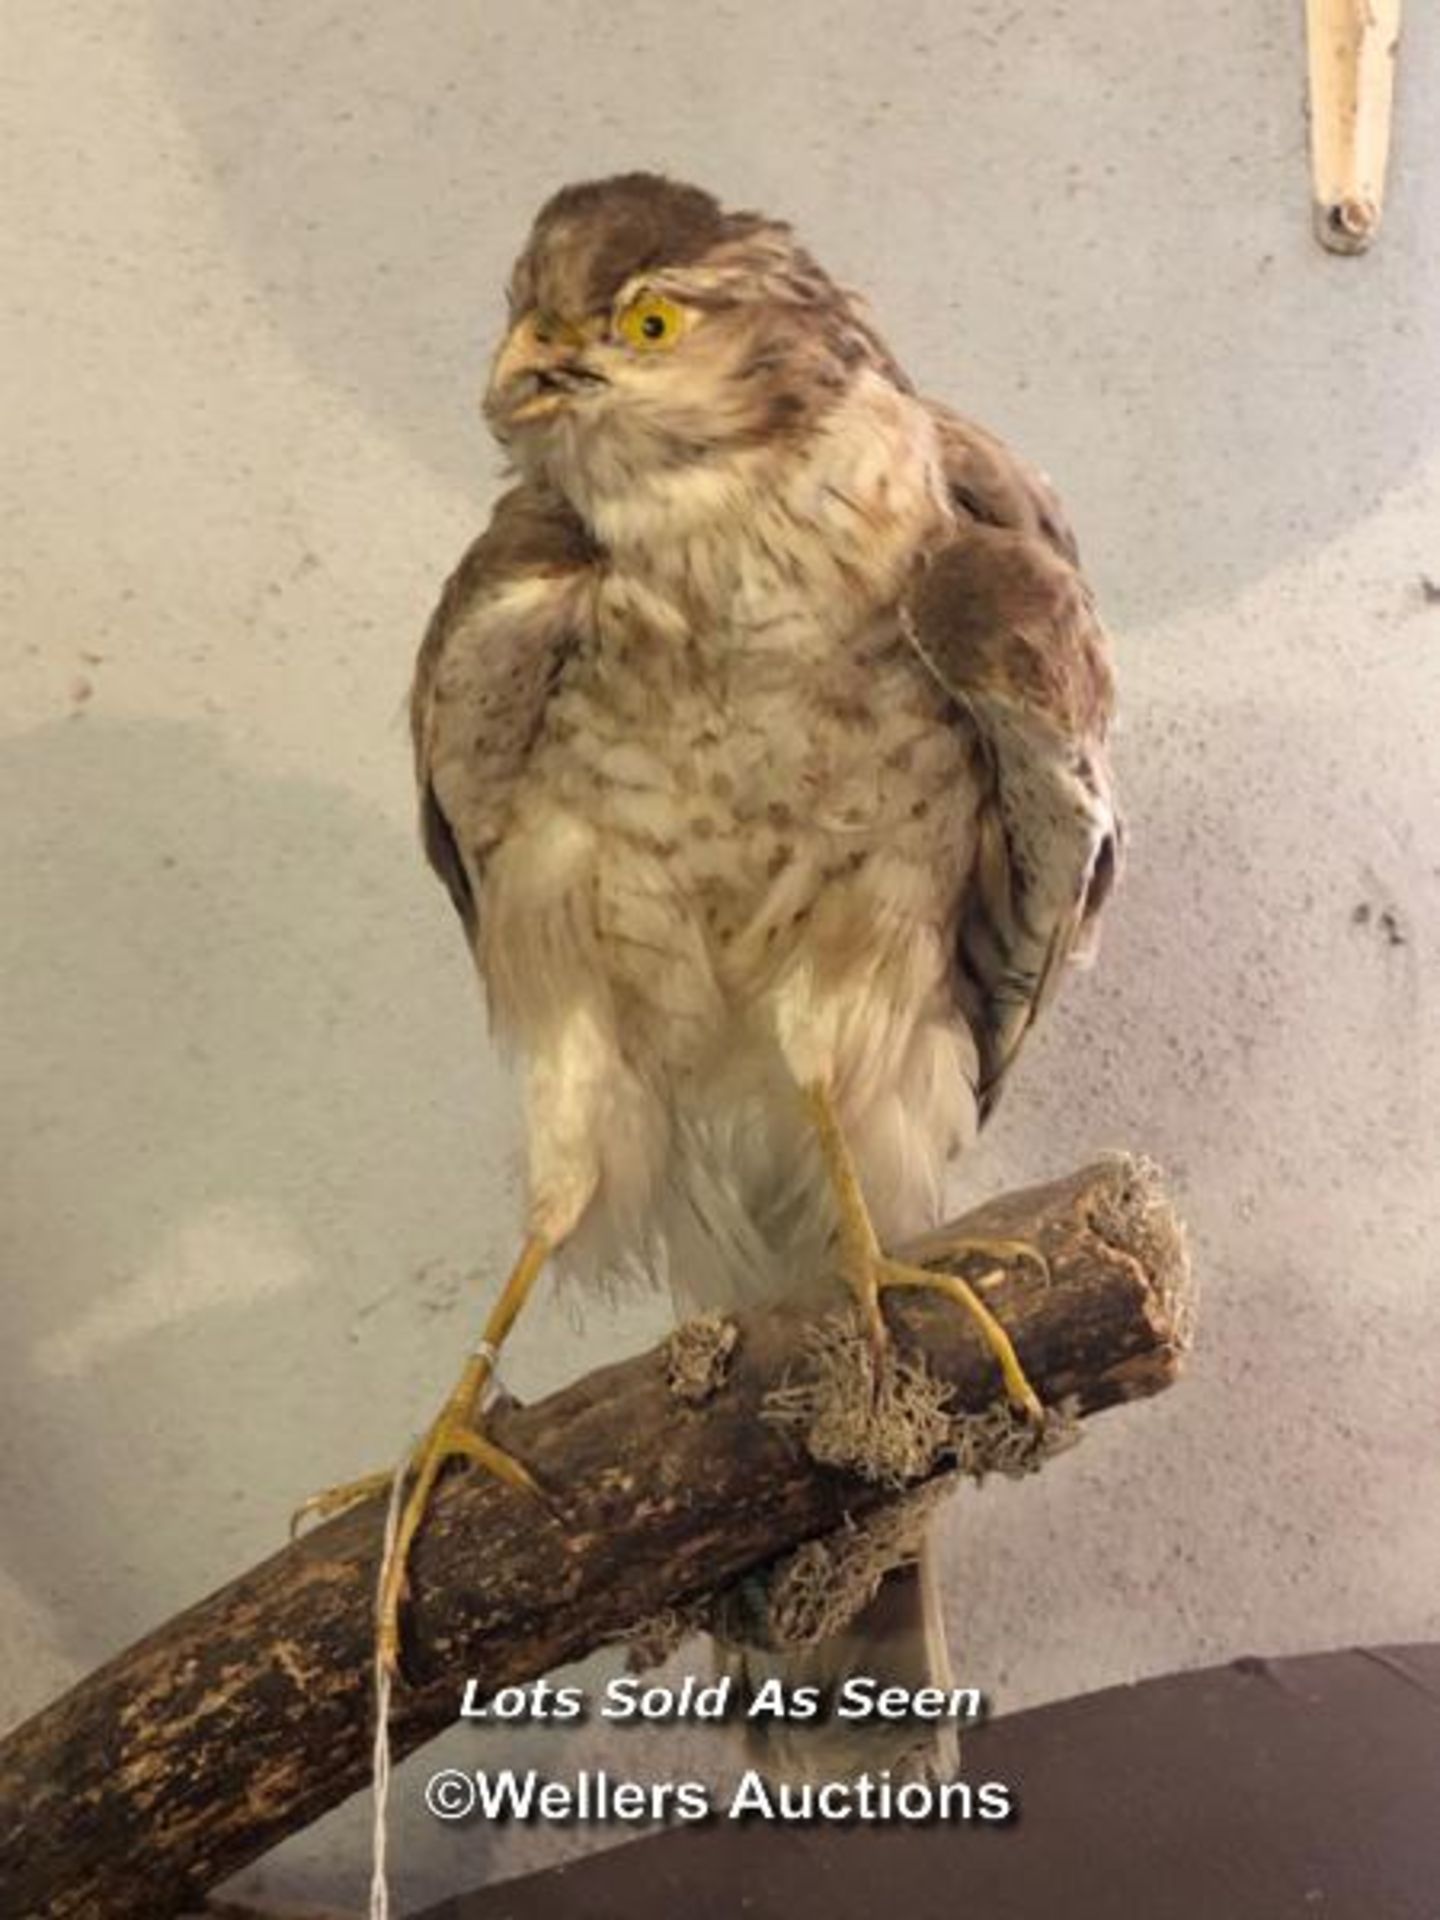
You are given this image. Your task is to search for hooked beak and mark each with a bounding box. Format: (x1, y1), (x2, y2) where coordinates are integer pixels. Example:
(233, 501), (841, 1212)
(486, 313), (608, 427)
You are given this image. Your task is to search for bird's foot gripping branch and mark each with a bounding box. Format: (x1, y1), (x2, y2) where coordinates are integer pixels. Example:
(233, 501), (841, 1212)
(0, 1155), (1189, 1920)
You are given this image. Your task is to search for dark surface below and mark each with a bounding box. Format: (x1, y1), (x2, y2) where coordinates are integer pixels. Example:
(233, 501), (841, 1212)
(414, 1644), (1440, 1920)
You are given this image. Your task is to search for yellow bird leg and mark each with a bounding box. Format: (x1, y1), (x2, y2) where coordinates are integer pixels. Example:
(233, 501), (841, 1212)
(803, 1082), (1045, 1421)
(878, 1262), (1042, 1419)
(293, 1232), (552, 1677)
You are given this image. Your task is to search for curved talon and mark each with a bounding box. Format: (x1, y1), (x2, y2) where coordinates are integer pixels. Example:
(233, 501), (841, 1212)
(450, 1428), (564, 1523)
(805, 1079), (1046, 1420)
(936, 1233), (1051, 1288)
(376, 1407), (549, 1680)
(294, 1231), (556, 1678)
(879, 1259), (1044, 1422)
(442, 1423), (541, 1491)
(289, 1469), (396, 1539)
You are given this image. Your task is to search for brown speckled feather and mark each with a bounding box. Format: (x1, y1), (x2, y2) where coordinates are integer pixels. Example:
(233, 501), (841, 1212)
(929, 404), (1082, 564)
(909, 407), (1121, 1118)
(509, 174), (744, 320)
(411, 482), (596, 937)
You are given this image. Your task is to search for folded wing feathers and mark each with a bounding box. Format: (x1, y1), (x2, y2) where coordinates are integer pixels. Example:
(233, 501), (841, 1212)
(907, 408), (1122, 1119)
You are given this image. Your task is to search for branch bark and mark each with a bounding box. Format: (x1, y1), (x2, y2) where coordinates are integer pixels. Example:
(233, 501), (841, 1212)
(0, 1156), (1191, 1920)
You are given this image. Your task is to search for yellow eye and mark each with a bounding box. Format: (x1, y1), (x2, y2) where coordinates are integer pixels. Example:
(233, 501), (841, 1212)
(617, 292), (686, 351)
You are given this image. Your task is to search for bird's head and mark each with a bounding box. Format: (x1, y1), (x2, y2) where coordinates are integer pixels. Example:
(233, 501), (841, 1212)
(483, 173), (904, 530)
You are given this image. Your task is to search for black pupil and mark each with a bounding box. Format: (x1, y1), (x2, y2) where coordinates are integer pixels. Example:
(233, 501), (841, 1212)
(641, 312), (667, 339)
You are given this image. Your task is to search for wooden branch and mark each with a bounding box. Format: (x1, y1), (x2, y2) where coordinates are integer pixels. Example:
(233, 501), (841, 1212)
(1306, 0), (1403, 253)
(0, 1156), (1191, 1920)
(185, 1903), (359, 1920)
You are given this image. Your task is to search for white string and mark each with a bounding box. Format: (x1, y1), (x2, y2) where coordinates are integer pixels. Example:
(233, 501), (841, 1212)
(367, 1365), (503, 1917)
(368, 1453), (409, 1920)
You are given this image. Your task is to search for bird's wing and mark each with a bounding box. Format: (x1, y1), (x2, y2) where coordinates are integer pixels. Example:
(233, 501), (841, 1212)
(411, 481), (596, 940)
(903, 405), (1122, 1121)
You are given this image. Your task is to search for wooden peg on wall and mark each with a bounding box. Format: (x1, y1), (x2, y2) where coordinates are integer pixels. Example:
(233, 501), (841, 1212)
(1306, 0), (1403, 253)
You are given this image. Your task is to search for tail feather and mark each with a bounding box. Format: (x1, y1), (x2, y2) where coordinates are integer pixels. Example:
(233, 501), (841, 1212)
(713, 1531), (959, 1784)
(645, 1038), (974, 1786)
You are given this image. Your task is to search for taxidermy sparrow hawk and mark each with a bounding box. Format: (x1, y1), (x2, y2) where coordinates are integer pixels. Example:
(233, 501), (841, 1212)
(310, 173), (1119, 1780)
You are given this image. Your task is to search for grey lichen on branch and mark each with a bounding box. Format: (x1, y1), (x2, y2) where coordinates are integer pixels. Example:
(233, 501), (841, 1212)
(0, 1153), (1191, 1920)
(664, 1312), (741, 1404)
(703, 1312), (1081, 1657)
(763, 1311), (1080, 1486)
(639, 1308), (1079, 1667)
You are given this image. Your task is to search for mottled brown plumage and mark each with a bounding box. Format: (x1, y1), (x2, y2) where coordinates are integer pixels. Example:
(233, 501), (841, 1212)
(413, 483), (595, 934)
(508, 174), (744, 319)
(401, 172), (1120, 1769)
(902, 413), (1120, 1113)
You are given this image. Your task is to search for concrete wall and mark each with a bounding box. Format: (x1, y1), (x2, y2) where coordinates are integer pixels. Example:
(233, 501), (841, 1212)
(3, 2), (1437, 1910)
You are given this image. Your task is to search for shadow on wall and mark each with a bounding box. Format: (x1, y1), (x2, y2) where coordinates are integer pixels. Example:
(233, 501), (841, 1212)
(0, 715), (524, 1674)
(147, 0), (1440, 624)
